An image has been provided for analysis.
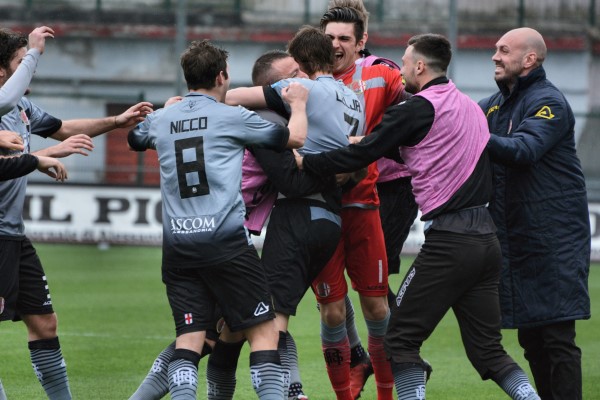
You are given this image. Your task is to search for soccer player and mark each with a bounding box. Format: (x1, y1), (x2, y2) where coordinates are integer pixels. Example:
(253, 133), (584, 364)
(127, 39), (309, 400)
(0, 27), (68, 182)
(298, 33), (540, 400)
(0, 27), (152, 400)
(129, 47), (339, 400)
(221, 39), (361, 399)
(313, 4), (411, 399)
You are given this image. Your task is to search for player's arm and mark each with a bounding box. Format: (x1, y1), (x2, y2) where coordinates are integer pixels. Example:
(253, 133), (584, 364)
(225, 86), (268, 109)
(281, 82), (308, 149)
(253, 147), (336, 198)
(0, 153), (67, 182)
(50, 101), (153, 141)
(487, 95), (570, 166)
(0, 26), (55, 116)
(32, 134), (94, 158)
(0, 154), (38, 181)
(301, 97), (432, 175)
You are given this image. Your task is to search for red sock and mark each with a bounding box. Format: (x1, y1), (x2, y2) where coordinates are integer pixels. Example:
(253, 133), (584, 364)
(322, 336), (353, 400)
(368, 334), (394, 400)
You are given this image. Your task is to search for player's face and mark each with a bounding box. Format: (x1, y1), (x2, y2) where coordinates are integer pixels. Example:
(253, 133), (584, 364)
(271, 57), (308, 80)
(324, 22), (364, 74)
(401, 46), (419, 94)
(0, 47), (26, 87)
(492, 32), (527, 88)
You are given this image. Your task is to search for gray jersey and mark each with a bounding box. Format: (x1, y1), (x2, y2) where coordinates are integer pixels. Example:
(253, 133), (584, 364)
(128, 92), (289, 268)
(0, 97), (61, 237)
(267, 75), (365, 155)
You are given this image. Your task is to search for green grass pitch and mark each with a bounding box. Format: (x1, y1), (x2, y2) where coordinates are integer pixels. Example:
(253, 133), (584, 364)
(1, 244), (598, 399)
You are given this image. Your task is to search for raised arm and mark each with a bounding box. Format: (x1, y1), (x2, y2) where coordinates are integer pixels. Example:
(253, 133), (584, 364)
(50, 101), (153, 141)
(225, 86), (268, 109)
(280, 82), (308, 149)
(0, 27), (54, 115)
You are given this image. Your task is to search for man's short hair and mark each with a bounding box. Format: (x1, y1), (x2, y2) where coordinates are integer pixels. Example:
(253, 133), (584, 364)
(251, 50), (290, 86)
(407, 34), (452, 73)
(0, 28), (28, 70)
(327, 0), (370, 31)
(320, 6), (365, 43)
(287, 26), (334, 76)
(180, 39), (229, 91)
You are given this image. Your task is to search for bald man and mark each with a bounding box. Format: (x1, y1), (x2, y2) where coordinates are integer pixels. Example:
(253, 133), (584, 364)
(479, 28), (590, 400)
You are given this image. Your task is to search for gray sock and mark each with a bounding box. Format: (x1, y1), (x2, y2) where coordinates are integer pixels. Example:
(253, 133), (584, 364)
(129, 341), (175, 400)
(345, 295), (361, 348)
(168, 350), (200, 400)
(29, 338), (72, 400)
(277, 332), (291, 397)
(499, 368), (540, 400)
(393, 365), (425, 400)
(0, 378), (7, 400)
(250, 350), (284, 400)
(285, 332), (305, 398)
(207, 340), (244, 400)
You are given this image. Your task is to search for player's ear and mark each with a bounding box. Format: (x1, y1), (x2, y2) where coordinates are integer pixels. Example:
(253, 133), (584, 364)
(216, 71), (225, 86)
(358, 33), (367, 51)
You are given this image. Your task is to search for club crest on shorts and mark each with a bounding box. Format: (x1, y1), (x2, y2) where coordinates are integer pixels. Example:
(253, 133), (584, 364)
(184, 313), (193, 325)
(315, 282), (330, 298)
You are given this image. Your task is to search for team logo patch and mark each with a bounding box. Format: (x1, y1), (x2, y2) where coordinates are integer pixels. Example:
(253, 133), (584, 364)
(0, 297), (4, 315)
(254, 302), (270, 316)
(486, 105), (499, 117)
(535, 105), (554, 119)
(349, 79), (366, 94)
(323, 348), (344, 366)
(415, 385), (426, 400)
(316, 282), (331, 298)
(184, 313), (193, 325)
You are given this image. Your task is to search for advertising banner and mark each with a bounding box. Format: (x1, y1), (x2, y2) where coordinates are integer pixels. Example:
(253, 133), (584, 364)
(24, 184), (600, 261)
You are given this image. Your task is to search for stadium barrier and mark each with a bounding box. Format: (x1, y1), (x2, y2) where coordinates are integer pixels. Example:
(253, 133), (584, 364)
(24, 183), (600, 261)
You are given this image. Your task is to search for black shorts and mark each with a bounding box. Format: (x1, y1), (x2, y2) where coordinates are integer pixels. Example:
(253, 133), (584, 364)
(162, 245), (275, 336)
(377, 177), (418, 275)
(262, 200), (341, 316)
(0, 237), (54, 322)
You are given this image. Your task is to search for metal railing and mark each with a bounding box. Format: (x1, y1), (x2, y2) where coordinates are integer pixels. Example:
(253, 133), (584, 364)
(0, 0), (597, 33)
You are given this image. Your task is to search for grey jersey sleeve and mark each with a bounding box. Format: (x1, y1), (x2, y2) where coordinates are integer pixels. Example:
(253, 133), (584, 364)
(0, 49), (40, 116)
(236, 106), (289, 151)
(23, 97), (62, 138)
(128, 110), (159, 151)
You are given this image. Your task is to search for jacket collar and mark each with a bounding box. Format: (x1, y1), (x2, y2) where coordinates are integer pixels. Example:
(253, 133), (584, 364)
(498, 66), (546, 98)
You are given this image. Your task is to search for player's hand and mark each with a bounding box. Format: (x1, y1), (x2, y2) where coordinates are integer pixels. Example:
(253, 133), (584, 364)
(36, 155), (68, 182)
(165, 96), (183, 107)
(335, 173), (351, 186)
(351, 168), (368, 183)
(282, 82), (309, 107)
(40, 134), (94, 158)
(348, 135), (364, 144)
(28, 26), (55, 54)
(0, 130), (24, 151)
(114, 101), (154, 129)
(293, 149), (304, 170)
